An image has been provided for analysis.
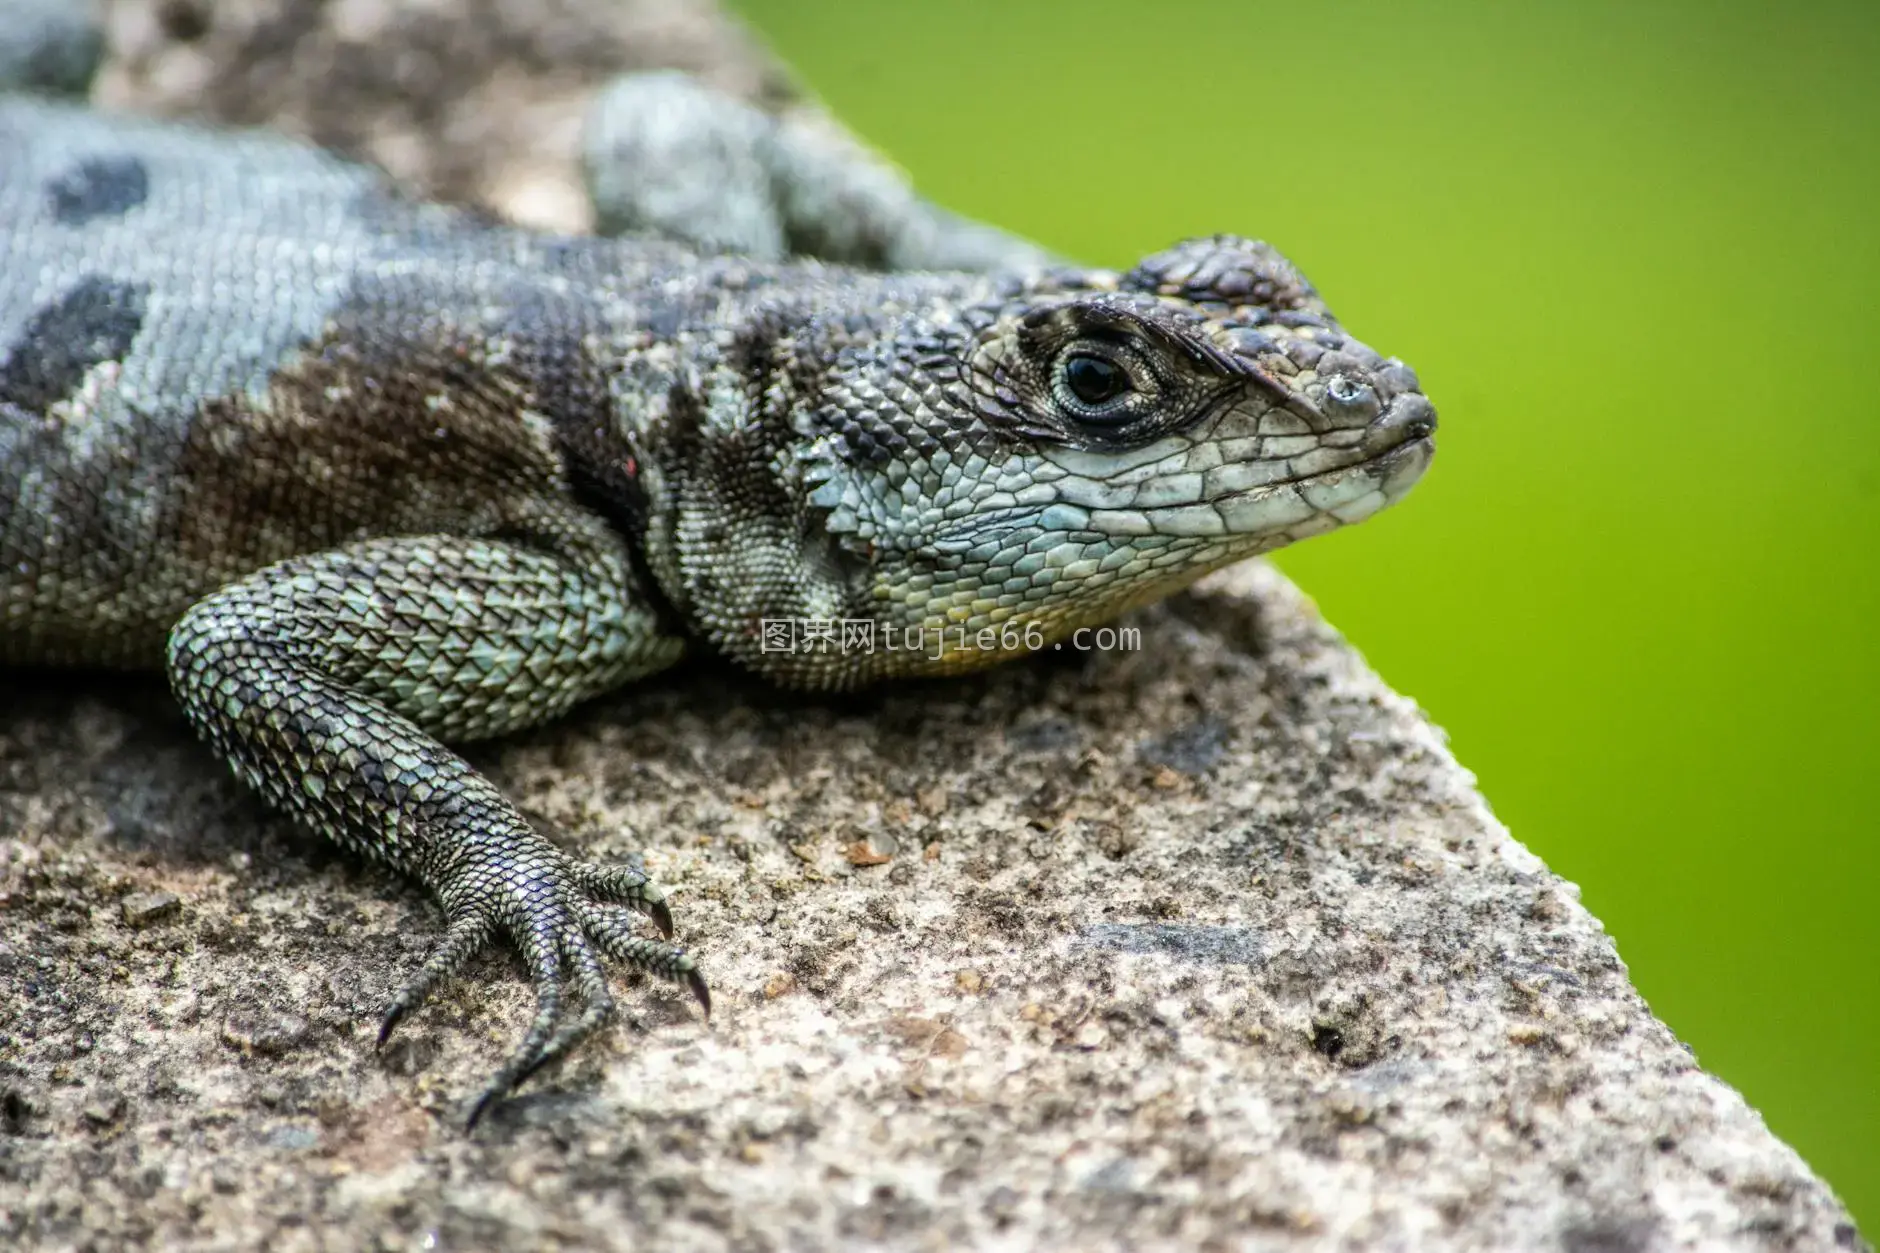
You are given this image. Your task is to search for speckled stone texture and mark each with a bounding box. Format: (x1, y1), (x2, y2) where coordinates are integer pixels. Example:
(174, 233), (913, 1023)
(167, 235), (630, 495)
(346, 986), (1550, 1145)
(3, 563), (1862, 1250)
(0, 2), (1865, 1250)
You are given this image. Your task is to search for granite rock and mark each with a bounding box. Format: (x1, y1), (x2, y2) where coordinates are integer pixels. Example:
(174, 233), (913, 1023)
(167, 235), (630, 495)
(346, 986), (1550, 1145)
(2, 563), (1861, 1250)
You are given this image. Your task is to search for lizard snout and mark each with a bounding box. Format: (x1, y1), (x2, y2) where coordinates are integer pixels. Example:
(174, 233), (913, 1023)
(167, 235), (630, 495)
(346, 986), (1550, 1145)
(1378, 391), (1437, 443)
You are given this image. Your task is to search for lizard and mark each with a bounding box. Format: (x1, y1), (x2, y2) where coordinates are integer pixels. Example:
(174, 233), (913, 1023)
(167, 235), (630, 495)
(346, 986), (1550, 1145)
(0, 93), (1436, 1126)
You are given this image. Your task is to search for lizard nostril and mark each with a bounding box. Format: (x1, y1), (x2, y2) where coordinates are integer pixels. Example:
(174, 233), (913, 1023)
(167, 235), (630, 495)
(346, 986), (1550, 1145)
(1383, 393), (1438, 440)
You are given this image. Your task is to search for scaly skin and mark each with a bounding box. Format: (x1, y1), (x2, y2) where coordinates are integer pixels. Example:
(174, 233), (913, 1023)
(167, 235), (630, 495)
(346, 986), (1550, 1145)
(0, 97), (1435, 1123)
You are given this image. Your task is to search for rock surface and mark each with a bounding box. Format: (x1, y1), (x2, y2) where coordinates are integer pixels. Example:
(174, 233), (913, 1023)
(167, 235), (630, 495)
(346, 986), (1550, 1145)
(88, 0), (789, 232)
(0, 2), (1865, 1249)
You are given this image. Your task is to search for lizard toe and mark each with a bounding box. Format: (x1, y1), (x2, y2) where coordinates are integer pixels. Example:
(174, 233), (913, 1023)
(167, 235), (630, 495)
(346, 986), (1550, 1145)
(573, 897), (710, 1013)
(573, 861), (675, 937)
(510, 934), (619, 1091)
(460, 865), (704, 1127)
(464, 909), (572, 1129)
(378, 913), (493, 1047)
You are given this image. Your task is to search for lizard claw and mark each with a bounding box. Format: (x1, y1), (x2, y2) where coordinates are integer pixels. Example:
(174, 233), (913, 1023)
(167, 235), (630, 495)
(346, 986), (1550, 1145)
(459, 913), (706, 1130)
(376, 912), (492, 1048)
(465, 1084), (505, 1132)
(367, 848), (705, 1125)
(574, 862), (675, 937)
(376, 1004), (406, 1048)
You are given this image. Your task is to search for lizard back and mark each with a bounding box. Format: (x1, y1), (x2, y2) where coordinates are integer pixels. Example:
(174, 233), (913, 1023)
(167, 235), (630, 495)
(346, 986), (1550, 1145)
(0, 98), (693, 666)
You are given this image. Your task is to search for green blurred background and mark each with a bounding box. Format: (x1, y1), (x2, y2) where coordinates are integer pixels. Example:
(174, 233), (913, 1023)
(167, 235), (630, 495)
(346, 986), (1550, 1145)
(735, 0), (1877, 1222)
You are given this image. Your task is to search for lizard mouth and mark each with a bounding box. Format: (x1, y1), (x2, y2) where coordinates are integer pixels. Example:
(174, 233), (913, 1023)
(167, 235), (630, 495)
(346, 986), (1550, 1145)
(1083, 391), (1436, 539)
(918, 393), (1435, 555)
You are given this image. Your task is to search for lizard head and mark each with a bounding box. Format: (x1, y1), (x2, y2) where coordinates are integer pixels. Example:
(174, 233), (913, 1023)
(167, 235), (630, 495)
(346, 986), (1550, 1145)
(673, 235), (1434, 686)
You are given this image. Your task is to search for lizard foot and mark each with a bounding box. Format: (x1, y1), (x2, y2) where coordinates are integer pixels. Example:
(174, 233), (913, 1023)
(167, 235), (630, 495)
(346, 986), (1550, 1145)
(374, 847), (709, 1129)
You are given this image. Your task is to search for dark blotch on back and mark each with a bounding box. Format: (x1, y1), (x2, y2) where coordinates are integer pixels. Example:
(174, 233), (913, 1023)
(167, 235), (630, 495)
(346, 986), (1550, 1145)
(46, 155), (150, 225)
(0, 277), (148, 413)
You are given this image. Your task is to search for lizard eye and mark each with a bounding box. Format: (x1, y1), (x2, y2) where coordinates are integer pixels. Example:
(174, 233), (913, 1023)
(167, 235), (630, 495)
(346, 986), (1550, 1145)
(1058, 351), (1133, 416)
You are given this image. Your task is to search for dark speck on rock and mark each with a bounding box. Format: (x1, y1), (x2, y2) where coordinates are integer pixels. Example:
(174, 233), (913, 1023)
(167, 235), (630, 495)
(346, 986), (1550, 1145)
(1139, 717), (1228, 775)
(1004, 714), (1081, 754)
(1078, 923), (1263, 966)
(0, 1088), (31, 1134)
(1560, 1216), (1662, 1253)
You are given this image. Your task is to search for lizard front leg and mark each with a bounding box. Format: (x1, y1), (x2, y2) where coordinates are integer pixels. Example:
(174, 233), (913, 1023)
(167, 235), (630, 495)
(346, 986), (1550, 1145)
(163, 510), (698, 1126)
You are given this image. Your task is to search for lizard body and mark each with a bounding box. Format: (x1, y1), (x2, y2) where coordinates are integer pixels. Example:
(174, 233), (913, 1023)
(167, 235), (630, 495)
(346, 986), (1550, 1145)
(0, 95), (1434, 1122)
